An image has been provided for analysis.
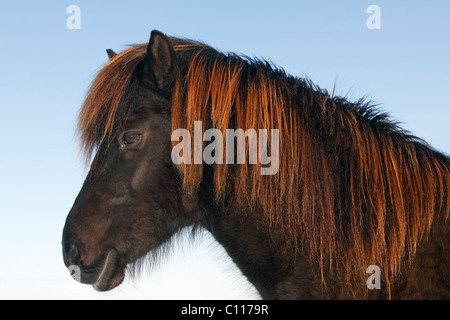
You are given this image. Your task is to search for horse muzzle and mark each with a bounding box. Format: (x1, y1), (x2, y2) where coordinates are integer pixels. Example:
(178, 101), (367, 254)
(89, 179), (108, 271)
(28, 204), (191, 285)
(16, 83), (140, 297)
(62, 239), (125, 291)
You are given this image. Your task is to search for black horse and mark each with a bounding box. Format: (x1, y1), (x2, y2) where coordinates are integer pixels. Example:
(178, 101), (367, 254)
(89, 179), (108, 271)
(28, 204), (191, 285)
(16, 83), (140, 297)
(62, 30), (450, 299)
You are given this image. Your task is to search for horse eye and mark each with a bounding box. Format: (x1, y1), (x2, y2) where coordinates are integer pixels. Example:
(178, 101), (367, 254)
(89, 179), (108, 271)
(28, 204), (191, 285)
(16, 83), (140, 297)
(122, 133), (142, 145)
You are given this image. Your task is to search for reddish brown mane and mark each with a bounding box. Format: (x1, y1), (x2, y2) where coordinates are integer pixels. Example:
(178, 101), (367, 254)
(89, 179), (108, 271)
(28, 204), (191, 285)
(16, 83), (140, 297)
(78, 38), (450, 296)
(77, 43), (147, 161)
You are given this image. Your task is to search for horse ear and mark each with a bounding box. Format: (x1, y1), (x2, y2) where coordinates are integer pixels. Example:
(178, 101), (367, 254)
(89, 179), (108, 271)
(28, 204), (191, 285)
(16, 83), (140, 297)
(143, 30), (177, 89)
(106, 49), (117, 60)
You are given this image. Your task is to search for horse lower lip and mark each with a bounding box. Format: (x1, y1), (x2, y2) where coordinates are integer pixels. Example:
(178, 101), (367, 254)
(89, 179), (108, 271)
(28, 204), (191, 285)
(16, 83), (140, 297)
(93, 249), (119, 291)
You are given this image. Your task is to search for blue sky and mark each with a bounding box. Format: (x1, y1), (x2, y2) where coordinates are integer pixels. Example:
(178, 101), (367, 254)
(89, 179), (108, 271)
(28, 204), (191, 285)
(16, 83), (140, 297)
(0, 1), (449, 299)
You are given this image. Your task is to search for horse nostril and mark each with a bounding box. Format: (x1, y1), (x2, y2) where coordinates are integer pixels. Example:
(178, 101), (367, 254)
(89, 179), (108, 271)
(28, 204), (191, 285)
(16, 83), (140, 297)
(64, 241), (80, 267)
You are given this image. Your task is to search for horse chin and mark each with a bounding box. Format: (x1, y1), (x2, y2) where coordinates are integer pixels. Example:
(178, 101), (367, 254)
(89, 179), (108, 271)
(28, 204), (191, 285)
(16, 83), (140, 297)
(92, 249), (125, 292)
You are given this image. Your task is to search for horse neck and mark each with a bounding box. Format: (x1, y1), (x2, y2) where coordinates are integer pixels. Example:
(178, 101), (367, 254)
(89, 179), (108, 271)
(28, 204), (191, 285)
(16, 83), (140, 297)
(200, 199), (324, 299)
